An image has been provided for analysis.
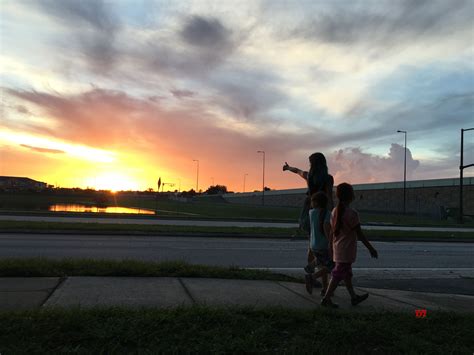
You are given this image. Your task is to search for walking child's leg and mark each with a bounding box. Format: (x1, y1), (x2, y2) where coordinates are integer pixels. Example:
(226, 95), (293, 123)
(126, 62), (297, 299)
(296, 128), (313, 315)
(323, 276), (339, 300)
(343, 276), (357, 299)
(321, 272), (329, 291)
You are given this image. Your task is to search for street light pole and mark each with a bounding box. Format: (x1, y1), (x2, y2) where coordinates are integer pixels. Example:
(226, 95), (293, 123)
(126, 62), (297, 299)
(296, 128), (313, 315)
(397, 130), (407, 214)
(211, 177), (214, 186)
(243, 173), (248, 193)
(257, 151), (265, 205)
(460, 128), (474, 224)
(193, 159), (199, 192)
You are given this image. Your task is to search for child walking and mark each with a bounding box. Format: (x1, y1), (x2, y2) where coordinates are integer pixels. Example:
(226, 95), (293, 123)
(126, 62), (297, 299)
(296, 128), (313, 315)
(321, 183), (378, 308)
(305, 191), (334, 296)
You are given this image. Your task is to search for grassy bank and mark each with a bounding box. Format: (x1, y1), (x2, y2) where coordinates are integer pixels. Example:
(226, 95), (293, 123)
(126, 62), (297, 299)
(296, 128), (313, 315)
(0, 258), (300, 282)
(1, 220), (473, 240)
(0, 220), (294, 236)
(1, 307), (472, 353)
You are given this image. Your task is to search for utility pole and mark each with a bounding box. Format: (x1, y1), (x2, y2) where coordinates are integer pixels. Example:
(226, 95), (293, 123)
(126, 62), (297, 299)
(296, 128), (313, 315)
(193, 159), (199, 192)
(257, 151), (265, 205)
(397, 130), (407, 214)
(460, 128), (474, 223)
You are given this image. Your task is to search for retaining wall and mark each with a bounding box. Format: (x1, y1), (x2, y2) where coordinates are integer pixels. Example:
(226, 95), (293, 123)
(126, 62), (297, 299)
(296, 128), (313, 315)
(222, 177), (474, 216)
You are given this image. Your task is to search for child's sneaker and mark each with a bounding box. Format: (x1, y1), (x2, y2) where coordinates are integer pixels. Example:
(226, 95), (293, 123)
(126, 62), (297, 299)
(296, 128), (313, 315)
(305, 274), (313, 294)
(321, 298), (339, 308)
(351, 293), (369, 306)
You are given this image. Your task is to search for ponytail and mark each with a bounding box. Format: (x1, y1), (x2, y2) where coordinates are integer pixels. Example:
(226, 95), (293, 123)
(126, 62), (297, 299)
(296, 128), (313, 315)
(333, 183), (355, 236)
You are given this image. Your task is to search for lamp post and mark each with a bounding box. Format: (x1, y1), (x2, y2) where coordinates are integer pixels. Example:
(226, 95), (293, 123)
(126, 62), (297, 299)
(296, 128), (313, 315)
(257, 151), (265, 205)
(460, 128), (474, 224)
(211, 177), (214, 186)
(192, 159), (199, 192)
(397, 130), (407, 214)
(243, 173), (248, 193)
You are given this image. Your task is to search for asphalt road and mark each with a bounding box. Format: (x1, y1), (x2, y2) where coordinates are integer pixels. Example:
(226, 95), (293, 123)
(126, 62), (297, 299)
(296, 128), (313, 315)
(1, 233), (473, 294)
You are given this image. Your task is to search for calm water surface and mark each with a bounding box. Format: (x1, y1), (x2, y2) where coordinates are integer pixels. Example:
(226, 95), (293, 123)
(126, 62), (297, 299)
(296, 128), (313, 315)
(49, 204), (155, 214)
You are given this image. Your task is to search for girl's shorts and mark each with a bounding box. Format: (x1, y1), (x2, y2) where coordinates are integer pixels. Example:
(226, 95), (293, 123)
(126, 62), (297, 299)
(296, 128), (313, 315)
(313, 249), (335, 271)
(331, 262), (353, 282)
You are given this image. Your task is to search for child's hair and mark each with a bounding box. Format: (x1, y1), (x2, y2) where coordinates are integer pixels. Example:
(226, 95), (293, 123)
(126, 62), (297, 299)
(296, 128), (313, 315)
(311, 192), (328, 234)
(334, 183), (355, 236)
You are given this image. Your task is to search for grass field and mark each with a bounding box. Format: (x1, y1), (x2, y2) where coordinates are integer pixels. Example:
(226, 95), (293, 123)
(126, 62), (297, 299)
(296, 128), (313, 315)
(0, 258), (300, 281)
(1, 307), (472, 353)
(1, 221), (473, 240)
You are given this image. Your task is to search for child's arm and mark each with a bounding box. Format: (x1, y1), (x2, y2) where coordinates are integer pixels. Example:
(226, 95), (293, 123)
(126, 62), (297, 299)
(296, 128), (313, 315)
(324, 222), (333, 257)
(355, 225), (378, 258)
(283, 162), (308, 180)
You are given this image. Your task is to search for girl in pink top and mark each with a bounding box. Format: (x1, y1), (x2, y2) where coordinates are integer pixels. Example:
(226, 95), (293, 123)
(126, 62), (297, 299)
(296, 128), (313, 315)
(321, 183), (378, 308)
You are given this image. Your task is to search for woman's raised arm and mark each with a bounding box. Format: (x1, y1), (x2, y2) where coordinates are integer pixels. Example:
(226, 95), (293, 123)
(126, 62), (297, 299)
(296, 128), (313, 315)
(283, 162), (308, 180)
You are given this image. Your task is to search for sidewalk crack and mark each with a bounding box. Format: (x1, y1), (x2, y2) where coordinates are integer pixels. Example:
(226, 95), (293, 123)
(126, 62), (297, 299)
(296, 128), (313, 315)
(178, 278), (195, 305)
(277, 282), (319, 305)
(40, 276), (67, 308)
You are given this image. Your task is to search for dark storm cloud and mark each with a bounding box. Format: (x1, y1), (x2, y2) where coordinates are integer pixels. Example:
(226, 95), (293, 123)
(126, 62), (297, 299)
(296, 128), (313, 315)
(20, 144), (65, 154)
(181, 16), (233, 49)
(35, 0), (120, 72)
(142, 15), (238, 78)
(291, 0), (472, 48)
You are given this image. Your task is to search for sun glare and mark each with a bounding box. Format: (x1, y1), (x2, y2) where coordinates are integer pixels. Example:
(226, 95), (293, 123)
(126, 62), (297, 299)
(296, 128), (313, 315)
(86, 173), (140, 191)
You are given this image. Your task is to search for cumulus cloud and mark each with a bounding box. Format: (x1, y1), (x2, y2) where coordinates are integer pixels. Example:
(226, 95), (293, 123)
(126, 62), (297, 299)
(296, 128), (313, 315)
(329, 144), (420, 184)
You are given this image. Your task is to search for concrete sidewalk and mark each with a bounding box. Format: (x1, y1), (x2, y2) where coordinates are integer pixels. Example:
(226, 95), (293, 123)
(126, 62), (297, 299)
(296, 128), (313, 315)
(2, 277), (473, 314)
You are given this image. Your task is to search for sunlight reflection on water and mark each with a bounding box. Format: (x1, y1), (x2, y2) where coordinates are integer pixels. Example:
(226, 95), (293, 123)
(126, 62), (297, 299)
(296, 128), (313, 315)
(49, 204), (155, 214)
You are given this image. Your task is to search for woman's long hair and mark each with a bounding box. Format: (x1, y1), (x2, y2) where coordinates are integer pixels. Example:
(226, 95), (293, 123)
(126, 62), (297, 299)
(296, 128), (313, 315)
(334, 183), (355, 236)
(311, 192), (328, 234)
(307, 152), (329, 194)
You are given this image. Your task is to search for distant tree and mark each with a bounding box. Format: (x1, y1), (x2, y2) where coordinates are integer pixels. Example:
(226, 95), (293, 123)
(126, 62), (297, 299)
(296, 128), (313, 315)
(264, 186), (271, 191)
(180, 189), (196, 198)
(205, 185), (228, 195)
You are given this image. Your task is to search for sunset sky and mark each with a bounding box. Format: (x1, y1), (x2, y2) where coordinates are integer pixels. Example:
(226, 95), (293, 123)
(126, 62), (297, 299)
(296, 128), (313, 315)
(1, 0), (473, 192)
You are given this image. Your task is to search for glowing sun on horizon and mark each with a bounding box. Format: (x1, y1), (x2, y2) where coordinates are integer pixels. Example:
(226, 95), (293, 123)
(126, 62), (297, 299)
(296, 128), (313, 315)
(86, 172), (139, 192)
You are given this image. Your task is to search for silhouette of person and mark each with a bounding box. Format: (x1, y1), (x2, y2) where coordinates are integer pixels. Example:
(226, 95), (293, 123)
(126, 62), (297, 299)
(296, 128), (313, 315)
(283, 152), (334, 271)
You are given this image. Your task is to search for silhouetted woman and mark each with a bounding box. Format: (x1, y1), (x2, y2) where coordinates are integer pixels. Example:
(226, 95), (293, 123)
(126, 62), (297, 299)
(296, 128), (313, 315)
(283, 152), (334, 272)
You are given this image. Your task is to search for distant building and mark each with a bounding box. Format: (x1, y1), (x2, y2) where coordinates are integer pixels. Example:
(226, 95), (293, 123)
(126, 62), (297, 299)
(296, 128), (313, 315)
(0, 176), (47, 191)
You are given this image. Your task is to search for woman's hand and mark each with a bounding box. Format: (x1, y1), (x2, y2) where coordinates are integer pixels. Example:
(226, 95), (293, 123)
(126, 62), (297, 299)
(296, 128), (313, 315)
(369, 247), (378, 259)
(283, 162), (289, 171)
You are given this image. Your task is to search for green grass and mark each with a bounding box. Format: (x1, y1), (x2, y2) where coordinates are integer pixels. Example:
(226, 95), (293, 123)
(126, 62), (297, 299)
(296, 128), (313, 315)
(1, 220), (473, 239)
(0, 220), (294, 236)
(0, 307), (472, 353)
(0, 258), (300, 282)
(0, 192), (300, 220)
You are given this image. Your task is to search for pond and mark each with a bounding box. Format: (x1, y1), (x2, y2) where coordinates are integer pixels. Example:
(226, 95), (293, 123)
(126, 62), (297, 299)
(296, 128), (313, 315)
(49, 204), (155, 214)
